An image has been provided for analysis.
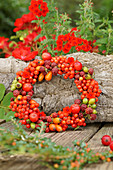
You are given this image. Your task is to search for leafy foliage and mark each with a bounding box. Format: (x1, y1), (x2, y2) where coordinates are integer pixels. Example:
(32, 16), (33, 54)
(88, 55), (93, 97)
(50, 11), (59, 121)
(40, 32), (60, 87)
(75, 0), (113, 55)
(0, 0), (30, 37)
(0, 84), (15, 121)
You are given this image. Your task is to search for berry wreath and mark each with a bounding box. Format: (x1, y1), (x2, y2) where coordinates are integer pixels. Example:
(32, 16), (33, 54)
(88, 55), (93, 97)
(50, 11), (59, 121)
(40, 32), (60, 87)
(9, 54), (102, 132)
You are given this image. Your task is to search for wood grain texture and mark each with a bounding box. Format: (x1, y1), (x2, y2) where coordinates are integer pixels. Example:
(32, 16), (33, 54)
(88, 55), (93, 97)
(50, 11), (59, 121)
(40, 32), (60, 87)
(88, 123), (113, 152)
(0, 121), (32, 135)
(83, 162), (113, 170)
(50, 123), (101, 147)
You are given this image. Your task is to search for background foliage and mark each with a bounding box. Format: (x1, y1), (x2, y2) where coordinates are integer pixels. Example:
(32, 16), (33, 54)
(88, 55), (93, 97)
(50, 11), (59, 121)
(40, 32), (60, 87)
(0, 0), (113, 37)
(0, 0), (30, 37)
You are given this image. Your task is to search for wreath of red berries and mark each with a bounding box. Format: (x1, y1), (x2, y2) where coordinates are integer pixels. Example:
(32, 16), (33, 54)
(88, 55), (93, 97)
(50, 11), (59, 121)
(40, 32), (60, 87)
(9, 53), (102, 132)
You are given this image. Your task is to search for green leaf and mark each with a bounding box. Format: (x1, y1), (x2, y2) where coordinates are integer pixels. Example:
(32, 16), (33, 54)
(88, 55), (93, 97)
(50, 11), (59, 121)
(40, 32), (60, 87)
(34, 34), (42, 41)
(0, 84), (5, 102)
(0, 108), (5, 120)
(1, 92), (14, 106)
(31, 20), (39, 24)
(95, 38), (108, 44)
(5, 111), (15, 122)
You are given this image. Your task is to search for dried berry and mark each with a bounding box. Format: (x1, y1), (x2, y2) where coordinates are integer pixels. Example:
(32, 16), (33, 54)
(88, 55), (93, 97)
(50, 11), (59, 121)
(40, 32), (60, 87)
(51, 62), (57, 67)
(75, 74), (80, 80)
(80, 104), (87, 112)
(78, 112), (83, 118)
(26, 95), (31, 101)
(80, 71), (85, 76)
(39, 66), (45, 72)
(52, 67), (58, 76)
(45, 65), (50, 69)
(88, 68), (94, 75)
(47, 116), (52, 123)
(13, 90), (20, 97)
(90, 114), (97, 120)
(85, 107), (93, 114)
(74, 99), (81, 104)
(44, 60), (51, 66)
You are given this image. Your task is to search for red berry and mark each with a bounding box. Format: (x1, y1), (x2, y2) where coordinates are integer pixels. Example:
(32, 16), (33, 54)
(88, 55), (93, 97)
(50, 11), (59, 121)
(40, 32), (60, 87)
(45, 127), (50, 133)
(21, 91), (26, 96)
(42, 52), (52, 61)
(26, 95), (31, 101)
(29, 113), (38, 122)
(52, 112), (58, 118)
(110, 141), (113, 151)
(26, 124), (31, 128)
(101, 135), (111, 146)
(28, 92), (33, 96)
(70, 104), (80, 114)
(74, 60), (82, 71)
(22, 83), (33, 92)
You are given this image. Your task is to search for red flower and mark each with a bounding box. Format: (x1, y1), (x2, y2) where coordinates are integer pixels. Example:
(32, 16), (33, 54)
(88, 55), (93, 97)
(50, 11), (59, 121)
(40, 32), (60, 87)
(13, 12), (38, 32)
(24, 31), (38, 46)
(12, 47), (38, 61)
(0, 37), (9, 49)
(63, 46), (70, 54)
(63, 33), (70, 41)
(57, 35), (64, 41)
(57, 45), (62, 51)
(38, 111), (46, 117)
(38, 35), (46, 42)
(22, 71), (30, 78)
(41, 2), (48, 9)
(63, 106), (71, 114)
(56, 40), (63, 46)
(29, 0), (49, 17)
(70, 27), (77, 32)
(86, 92), (96, 100)
(75, 46), (82, 52)
(77, 38), (83, 45)
(67, 57), (74, 64)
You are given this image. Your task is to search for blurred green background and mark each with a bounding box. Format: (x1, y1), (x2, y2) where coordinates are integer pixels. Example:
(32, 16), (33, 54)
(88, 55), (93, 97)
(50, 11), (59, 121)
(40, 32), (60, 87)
(0, 0), (113, 37)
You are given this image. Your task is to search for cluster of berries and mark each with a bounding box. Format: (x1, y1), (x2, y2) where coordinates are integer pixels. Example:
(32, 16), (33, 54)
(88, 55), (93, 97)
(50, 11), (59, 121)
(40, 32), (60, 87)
(9, 53), (101, 132)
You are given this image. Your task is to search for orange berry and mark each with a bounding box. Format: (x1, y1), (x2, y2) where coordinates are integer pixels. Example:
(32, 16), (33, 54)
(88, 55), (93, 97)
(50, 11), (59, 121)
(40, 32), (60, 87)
(55, 125), (63, 132)
(107, 158), (111, 162)
(53, 117), (61, 124)
(49, 124), (56, 131)
(12, 142), (16, 146)
(101, 156), (105, 160)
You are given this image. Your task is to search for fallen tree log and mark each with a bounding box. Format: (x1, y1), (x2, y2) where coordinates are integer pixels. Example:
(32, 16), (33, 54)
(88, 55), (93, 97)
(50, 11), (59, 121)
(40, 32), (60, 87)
(0, 52), (113, 122)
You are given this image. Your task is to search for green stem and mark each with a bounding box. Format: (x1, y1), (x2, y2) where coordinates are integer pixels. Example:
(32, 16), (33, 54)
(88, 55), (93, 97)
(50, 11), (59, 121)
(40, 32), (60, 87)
(0, 105), (10, 111)
(106, 32), (111, 55)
